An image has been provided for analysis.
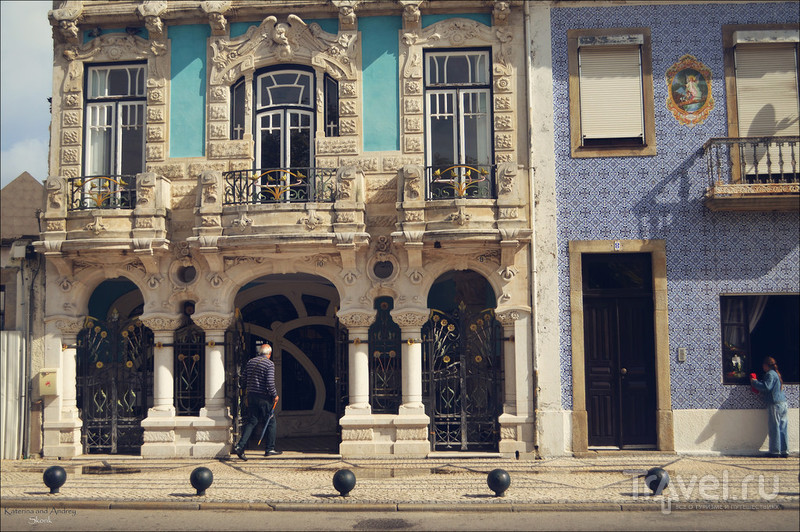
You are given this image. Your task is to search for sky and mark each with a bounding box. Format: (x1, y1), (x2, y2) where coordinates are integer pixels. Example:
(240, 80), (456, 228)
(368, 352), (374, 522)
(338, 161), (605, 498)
(1, 1), (53, 188)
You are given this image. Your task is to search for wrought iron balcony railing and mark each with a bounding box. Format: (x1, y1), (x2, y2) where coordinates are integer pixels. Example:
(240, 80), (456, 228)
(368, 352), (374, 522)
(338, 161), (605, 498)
(68, 175), (137, 211)
(703, 136), (800, 188)
(426, 165), (496, 200)
(223, 167), (337, 205)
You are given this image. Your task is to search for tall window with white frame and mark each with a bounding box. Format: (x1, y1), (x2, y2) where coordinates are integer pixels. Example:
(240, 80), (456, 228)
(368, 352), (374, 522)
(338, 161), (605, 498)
(424, 50), (493, 200)
(82, 63), (145, 208)
(254, 69), (314, 202)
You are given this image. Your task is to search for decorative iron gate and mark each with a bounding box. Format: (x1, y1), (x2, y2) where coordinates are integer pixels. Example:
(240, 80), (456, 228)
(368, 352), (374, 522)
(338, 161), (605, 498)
(174, 320), (205, 416)
(225, 309), (249, 442)
(368, 297), (401, 414)
(77, 312), (153, 454)
(334, 319), (349, 423)
(422, 302), (503, 451)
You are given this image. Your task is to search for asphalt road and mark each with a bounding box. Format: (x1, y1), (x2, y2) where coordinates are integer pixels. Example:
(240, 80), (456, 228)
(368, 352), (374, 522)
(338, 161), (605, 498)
(2, 509), (799, 531)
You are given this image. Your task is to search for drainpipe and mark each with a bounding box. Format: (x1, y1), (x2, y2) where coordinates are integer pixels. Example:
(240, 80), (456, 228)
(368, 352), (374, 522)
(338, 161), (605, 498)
(523, 0), (540, 456)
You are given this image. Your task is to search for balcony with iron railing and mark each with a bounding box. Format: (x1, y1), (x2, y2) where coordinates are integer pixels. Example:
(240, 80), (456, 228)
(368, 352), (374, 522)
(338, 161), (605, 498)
(222, 167), (338, 205)
(68, 175), (137, 210)
(193, 166), (366, 251)
(703, 136), (799, 211)
(39, 172), (171, 251)
(425, 164), (496, 200)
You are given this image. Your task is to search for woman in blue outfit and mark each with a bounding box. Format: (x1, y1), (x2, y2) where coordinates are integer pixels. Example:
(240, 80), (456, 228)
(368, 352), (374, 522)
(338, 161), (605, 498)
(750, 357), (789, 458)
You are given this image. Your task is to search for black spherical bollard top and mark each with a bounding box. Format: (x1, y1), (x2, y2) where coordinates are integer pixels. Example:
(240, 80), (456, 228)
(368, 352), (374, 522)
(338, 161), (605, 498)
(645, 467), (670, 496)
(190, 466), (214, 496)
(43, 465), (67, 494)
(332, 468), (356, 497)
(487, 468), (511, 497)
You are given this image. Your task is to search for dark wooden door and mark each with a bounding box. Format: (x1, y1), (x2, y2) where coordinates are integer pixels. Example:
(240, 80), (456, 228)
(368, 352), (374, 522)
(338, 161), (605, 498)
(583, 254), (657, 448)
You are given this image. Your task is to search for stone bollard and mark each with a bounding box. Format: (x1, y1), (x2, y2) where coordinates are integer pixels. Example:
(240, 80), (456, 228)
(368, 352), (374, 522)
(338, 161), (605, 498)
(190, 467), (214, 496)
(487, 468), (511, 497)
(645, 467), (669, 496)
(43, 466), (67, 494)
(333, 469), (356, 497)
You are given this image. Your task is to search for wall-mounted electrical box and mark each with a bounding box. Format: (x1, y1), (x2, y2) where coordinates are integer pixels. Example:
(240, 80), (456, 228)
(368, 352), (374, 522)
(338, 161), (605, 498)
(38, 369), (60, 396)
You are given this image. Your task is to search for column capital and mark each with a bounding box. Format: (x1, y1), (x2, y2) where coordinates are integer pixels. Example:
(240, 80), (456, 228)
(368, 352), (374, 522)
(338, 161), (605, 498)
(192, 312), (232, 332)
(390, 308), (429, 329)
(46, 315), (85, 336)
(337, 310), (375, 328)
(139, 314), (183, 332)
(495, 306), (530, 326)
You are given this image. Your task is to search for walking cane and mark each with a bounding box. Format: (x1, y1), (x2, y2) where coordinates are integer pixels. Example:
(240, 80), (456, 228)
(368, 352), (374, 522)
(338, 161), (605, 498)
(257, 397), (279, 446)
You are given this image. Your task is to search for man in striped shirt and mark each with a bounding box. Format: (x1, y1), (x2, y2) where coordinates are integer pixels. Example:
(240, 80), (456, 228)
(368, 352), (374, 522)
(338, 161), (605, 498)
(233, 344), (282, 460)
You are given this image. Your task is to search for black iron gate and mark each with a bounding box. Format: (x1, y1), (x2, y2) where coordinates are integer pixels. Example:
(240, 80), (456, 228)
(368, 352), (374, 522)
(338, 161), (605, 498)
(77, 312), (153, 454)
(422, 302), (503, 451)
(225, 308), (249, 443)
(334, 319), (349, 425)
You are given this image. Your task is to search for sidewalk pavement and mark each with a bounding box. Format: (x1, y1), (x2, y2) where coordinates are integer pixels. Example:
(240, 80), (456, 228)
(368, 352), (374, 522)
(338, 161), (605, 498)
(1, 453), (798, 512)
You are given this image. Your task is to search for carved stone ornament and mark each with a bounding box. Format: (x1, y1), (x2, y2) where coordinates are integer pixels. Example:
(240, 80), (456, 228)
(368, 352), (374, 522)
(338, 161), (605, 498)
(402, 164), (423, 200)
(497, 162), (517, 195)
(500, 425), (517, 440)
(396, 427), (427, 440)
(136, 1), (167, 40)
(496, 308), (528, 325)
(46, 176), (67, 211)
(192, 313), (233, 332)
(390, 310), (429, 328)
(445, 207), (470, 226)
(337, 311), (376, 328)
(51, 316), (85, 335)
(49, 1), (83, 44)
(85, 216), (107, 235)
(231, 211), (253, 231)
(201, 1), (231, 36)
(341, 428), (373, 441)
(399, 1), (422, 30)
(143, 429), (176, 443)
(332, 0), (359, 31)
(139, 315), (183, 332)
(493, 1), (511, 27)
(209, 14), (359, 87)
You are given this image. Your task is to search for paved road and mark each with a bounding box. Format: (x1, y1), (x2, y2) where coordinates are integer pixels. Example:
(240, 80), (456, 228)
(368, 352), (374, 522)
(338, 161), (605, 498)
(2, 509), (799, 531)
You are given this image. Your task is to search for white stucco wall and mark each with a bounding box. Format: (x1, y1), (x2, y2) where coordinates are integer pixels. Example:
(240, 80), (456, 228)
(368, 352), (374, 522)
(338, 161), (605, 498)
(673, 409), (799, 455)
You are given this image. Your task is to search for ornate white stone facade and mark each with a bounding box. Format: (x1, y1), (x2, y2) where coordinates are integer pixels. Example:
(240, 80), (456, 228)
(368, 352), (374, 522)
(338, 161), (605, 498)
(36, 0), (538, 459)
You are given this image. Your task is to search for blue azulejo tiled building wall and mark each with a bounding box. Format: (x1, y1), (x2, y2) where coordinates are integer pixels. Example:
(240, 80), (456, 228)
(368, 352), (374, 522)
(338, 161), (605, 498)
(551, 3), (800, 412)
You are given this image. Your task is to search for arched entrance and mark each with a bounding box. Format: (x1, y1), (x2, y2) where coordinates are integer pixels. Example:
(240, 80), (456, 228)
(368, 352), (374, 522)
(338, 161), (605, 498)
(423, 270), (503, 451)
(230, 274), (343, 453)
(77, 278), (153, 454)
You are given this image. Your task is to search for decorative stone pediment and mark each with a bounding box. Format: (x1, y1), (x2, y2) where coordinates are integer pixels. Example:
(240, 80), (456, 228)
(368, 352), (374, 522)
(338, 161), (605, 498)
(209, 14), (359, 85)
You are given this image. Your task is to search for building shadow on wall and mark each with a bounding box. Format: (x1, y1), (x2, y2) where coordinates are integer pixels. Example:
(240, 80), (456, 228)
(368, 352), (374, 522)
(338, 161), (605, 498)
(631, 146), (797, 282)
(694, 391), (769, 454)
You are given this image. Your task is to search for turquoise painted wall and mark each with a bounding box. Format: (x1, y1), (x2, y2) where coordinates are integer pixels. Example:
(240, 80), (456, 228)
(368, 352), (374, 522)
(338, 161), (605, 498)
(360, 16), (402, 152)
(230, 18), (338, 39)
(421, 13), (491, 28)
(169, 24), (211, 158)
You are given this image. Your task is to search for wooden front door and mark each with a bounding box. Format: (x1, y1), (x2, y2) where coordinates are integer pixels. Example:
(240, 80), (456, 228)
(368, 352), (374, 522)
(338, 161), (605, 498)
(582, 253), (657, 448)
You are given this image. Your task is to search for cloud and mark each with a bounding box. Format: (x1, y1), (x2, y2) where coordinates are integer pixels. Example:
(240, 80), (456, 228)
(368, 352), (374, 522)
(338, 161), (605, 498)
(1, 138), (49, 187)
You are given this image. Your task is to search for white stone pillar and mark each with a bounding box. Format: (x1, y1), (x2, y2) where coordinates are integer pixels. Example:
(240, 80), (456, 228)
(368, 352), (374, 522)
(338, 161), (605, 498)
(140, 315), (181, 457)
(337, 311), (376, 457)
(203, 331), (227, 413)
(42, 317), (83, 457)
(193, 313), (233, 458)
(348, 328), (370, 409)
(390, 309), (430, 456)
(497, 308), (534, 455)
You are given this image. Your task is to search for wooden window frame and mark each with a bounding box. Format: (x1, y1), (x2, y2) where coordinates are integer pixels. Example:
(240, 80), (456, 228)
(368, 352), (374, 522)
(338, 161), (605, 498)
(568, 28), (656, 158)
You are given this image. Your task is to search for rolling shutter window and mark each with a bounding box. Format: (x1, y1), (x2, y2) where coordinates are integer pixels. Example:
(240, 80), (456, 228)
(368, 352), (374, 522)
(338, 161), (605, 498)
(579, 45), (644, 143)
(736, 45), (800, 174)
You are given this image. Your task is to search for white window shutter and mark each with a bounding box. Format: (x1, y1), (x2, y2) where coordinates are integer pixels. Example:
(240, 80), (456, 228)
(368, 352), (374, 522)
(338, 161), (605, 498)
(736, 45), (800, 174)
(579, 46), (644, 141)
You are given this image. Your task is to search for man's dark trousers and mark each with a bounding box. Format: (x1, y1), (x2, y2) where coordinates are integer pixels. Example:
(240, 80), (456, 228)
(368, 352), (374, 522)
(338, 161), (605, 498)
(237, 393), (276, 452)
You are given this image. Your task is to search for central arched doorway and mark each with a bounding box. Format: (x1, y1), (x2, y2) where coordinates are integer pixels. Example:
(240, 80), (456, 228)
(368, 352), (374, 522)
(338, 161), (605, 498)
(423, 270), (503, 451)
(230, 274), (343, 453)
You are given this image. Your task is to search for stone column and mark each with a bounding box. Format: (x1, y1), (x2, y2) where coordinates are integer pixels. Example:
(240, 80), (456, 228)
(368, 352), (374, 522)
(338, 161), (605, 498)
(140, 315), (181, 458)
(390, 309), (430, 456)
(193, 313), (233, 458)
(496, 308), (534, 456)
(337, 311), (376, 457)
(42, 316), (83, 457)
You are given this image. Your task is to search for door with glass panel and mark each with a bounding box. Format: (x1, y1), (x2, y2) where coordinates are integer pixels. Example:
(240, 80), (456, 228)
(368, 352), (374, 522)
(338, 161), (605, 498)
(254, 70), (315, 202)
(83, 64), (145, 208)
(424, 51), (492, 199)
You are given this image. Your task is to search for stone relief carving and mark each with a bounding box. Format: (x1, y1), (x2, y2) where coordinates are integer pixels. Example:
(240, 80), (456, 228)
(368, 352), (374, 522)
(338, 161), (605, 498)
(400, 1), (422, 30)
(497, 162), (517, 195)
(299, 211), (323, 230)
(341, 428), (373, 441)
(402, 164), (423, 200)
(396, 427), (427, 440)
(143, 429), (176, 442)
(337, 311), (375, 328)
(445, 207), (470, 226)
(231, 212), (252, 231)
(493, 1), (511, 26)
(49, 1), (83, 44)
(209, 14), (359, 86)
(201, 1), (231, 35)
(193, 314), (233, 331)
(136, 1), (167, 40)
(140, 315), (183, 332)
(46, 176), (67, 210)
(390, 310), (429, 328)
(85, 216), (107, 235)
